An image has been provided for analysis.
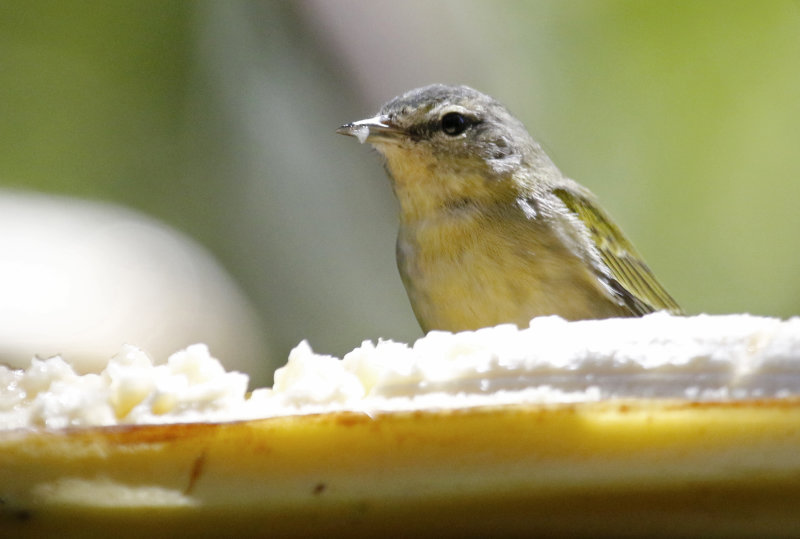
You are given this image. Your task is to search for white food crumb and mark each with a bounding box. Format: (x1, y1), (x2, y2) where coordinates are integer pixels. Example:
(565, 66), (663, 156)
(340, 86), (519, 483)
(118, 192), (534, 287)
(1, 313), (800, 429)
(353, 125), (370, 144)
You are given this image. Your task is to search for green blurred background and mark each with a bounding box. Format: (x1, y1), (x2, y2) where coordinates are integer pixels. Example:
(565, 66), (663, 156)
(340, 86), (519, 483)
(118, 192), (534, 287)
(2, 1), (799, 381)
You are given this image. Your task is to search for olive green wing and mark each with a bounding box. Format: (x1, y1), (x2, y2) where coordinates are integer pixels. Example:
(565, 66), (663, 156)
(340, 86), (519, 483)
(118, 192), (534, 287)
(553, 188), (682, 316)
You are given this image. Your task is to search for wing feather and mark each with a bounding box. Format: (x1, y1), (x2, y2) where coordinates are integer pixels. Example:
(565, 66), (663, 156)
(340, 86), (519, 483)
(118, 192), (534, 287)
(553, 188), (682, 315)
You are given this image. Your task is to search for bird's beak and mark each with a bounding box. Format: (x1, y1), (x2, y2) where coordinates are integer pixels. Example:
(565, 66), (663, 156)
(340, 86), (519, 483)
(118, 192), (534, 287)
(336, 115), (403, 145)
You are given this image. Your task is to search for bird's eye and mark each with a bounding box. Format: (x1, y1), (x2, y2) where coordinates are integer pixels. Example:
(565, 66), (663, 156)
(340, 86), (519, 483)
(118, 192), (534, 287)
(440, 112), (469, 136)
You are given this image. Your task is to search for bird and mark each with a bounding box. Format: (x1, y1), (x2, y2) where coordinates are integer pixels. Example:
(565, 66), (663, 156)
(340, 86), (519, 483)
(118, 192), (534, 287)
(337, 84), (681, 333)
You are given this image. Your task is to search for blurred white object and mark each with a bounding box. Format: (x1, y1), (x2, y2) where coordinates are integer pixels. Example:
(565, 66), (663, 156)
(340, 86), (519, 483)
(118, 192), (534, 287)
(0, 190), (270, 377)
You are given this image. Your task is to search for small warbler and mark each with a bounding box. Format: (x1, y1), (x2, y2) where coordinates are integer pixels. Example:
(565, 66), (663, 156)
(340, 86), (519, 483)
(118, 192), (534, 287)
(337, 84), (681, 333)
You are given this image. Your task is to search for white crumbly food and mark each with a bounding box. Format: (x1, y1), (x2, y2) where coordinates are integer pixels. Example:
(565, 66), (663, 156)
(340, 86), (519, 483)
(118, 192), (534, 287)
(352, 124), (370, 144)
(1, 313), (800, 429)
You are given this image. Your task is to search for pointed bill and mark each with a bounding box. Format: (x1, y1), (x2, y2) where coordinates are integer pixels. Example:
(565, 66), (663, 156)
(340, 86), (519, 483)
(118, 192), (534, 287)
(336, 115), (403, 144)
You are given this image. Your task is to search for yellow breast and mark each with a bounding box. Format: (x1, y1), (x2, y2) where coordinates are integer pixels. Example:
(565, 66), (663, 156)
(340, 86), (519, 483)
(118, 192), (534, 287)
(396, 206), (627, 333)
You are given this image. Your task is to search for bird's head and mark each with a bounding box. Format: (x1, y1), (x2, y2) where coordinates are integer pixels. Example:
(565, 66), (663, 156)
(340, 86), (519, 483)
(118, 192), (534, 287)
(338, 84), (555, 218)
